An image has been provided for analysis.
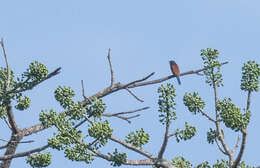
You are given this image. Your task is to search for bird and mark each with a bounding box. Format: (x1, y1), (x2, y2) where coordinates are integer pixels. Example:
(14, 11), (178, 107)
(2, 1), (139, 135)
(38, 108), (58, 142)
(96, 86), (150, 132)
(169, 60), (181, 85)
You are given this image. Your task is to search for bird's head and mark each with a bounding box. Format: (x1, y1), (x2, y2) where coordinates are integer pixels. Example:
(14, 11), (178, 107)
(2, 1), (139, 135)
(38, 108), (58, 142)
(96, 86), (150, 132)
(169, 60), (176, 65)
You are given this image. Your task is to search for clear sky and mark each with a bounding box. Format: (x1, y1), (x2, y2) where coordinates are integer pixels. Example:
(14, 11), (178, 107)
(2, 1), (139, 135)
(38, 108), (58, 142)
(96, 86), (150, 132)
(1, 0), (260, 167)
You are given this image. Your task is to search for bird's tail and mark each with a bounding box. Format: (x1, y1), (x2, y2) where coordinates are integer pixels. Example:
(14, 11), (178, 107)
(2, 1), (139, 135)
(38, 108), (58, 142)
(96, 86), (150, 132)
(176, 76), (181, 85)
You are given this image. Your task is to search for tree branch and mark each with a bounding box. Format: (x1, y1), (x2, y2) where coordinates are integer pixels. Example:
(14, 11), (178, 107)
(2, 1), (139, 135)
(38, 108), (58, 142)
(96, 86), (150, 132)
(0, 138), (33, 144)
(0, 144), (8, 150)
(158, 122), (169, 159)
(103, 107), (149, 123)
(22, 123), (46, 136)
(8, 67), (61, 94)
(211, 69), (233, 164)
(231, 135), (240, 153)
(199, 109), (216, 122)
(83, 62), (228, 105)
(215, 139), (227, 155)
(128, 61), (229, 88)
(109, 137), (153, 159)
(0, 145), (49, 160)
(233, 91), (251, 168)
(5, 103), (19, 134)
(107, 48), (114, 87)
(125, 88), (144, 102)
(0, 39), (11, 91)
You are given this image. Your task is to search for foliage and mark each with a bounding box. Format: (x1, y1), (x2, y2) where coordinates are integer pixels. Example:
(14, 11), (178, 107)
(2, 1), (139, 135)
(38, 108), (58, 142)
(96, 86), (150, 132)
(217, 98), (250, 131)
(64, 143), (94, 163)
(206, 128), (218, 144)
(88, 120), (113, 148)
(157, 83), (176, 125)
(240, 61), (260, 92)
(24, 61), (49, 82)
(15, 95), (30, 110)
(85, 97), (106, 118)
(172, 156), (192, 168)
(195, 161), (211, 168)
(26, 152), (51, 168)
(201, 48), (223, 87)
(125, 128), (149, 148)
(54, 86), (75, 109)
(109, 149), (127, 167)
(175, 122), (196, 143)
(183, 92), (205, 115)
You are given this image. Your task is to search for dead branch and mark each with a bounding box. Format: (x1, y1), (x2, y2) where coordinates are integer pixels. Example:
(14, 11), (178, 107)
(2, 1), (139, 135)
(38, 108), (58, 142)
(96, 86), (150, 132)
(125, 88), (144, 102)
(0, 138), (34, 144)
(107, 48), (114, 87)
(103, 107), (149, 123)
(0, 145), (49, 160)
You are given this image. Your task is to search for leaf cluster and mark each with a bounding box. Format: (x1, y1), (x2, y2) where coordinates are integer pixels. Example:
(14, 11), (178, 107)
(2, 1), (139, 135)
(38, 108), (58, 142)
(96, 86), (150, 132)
(125, 128), (149, 148)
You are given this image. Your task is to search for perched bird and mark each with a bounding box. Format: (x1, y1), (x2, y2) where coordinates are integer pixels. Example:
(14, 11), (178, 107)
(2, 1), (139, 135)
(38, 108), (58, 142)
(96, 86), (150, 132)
(169, 60), (181, 85)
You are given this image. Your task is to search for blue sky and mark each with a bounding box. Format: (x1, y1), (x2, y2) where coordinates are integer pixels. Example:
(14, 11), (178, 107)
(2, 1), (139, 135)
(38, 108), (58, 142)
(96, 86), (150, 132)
(1, 0), (260, 167)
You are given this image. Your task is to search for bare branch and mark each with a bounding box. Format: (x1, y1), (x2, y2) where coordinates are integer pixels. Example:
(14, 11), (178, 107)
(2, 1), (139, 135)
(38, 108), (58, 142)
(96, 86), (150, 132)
(103, 107), (149, 123)
(107, 48), (114, 86)
(158, 122), (169, 159)
(128, 62), (228, 88)
(231, 135), (241, 153)
(125, 88), (144, 102)
(22, 123), (46, 136)
(233, 130), (247, 168)
(81, 80), (88, 100)
(6, 103), (19, 133)
(105, 107), (149, 116)
(211, 69), (232, 159)
(109, 137), (153, 159)
(246, 91), (251, 111)
(83, 62), (228, 106)
(0, 144), (8, 150)
(167, 130), (178, 138)
(0, 38), (11, 90)
(199, 109), (216, 122)
(0, 145), (49, 160)
(215, 139), (227, 155)
(0, 138), (34, 144)
(74, 118), (88, 129)
(233, 91), (251, 167)
(124, 72), (155, 88)
(4, 118), (12, 130)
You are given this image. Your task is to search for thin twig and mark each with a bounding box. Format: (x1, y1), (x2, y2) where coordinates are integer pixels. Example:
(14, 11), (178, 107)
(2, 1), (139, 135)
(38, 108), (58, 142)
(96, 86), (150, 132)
(4, 118), (12, 130)
(0, 145), (49, 160)
(103, 107), (149, 123)
(107, 48), (114, 87)
(128, 62), (228, 88)
(103, 107), (149, 116)
(0, 39), (11, 90)
(0, 138), (34, 144)
(212, 68), (231, 158)
(215, 139), (227, 155)
(167, 130), (178, 138)
(232, 135), (241, 153)
(81, 80), (87, 100)
(110, 137), (153, 159)
(199, 109), (216, 122)
(125, 88), (144, 102)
